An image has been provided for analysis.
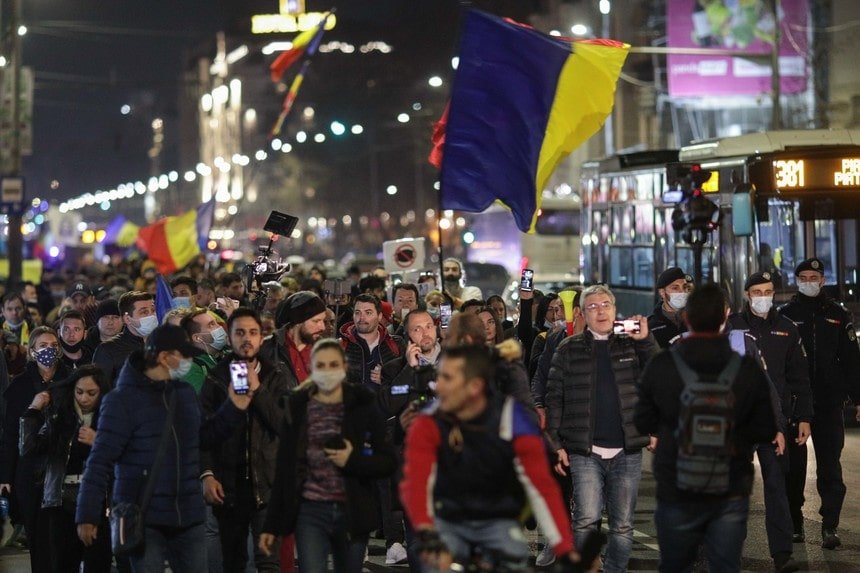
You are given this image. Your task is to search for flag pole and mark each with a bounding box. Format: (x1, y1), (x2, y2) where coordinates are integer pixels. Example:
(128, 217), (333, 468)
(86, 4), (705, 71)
(437, 191), (445, 291)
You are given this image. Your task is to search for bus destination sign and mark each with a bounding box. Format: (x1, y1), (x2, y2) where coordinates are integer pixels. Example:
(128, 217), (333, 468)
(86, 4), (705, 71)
(768, 156), (860, 191)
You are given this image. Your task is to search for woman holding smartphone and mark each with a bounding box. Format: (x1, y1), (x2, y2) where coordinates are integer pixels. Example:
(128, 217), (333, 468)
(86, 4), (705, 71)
(20, 365), (112, 573)
(259, 338), (396, 573)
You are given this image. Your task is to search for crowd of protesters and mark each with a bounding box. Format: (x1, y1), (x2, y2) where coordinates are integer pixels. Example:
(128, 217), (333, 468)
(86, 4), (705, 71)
(0, 254), (855, 573)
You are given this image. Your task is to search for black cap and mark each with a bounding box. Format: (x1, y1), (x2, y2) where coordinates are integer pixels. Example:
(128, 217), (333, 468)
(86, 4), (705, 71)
(96, 299), (120, 320)
(145, 324), (203, 358)
(277, 291), (327, 328)
(795, 258), (825, 276)
(744, 271), (775, 291)
(656, 267), (687, 290)
(67, 282), (92, 298)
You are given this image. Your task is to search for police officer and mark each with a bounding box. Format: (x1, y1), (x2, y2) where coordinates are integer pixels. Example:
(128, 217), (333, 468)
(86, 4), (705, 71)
(780, 258), (860, 549)
(648, 267), (691, 348)
(728, 271), (812, 572)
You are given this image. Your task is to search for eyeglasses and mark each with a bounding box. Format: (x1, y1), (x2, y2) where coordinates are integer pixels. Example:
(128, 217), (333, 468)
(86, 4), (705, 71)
(584, 301), (614, 312)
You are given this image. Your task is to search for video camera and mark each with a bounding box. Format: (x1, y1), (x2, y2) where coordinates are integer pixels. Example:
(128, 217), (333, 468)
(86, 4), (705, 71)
(664, 162), (722, 245)
(244, 211), (299, 309)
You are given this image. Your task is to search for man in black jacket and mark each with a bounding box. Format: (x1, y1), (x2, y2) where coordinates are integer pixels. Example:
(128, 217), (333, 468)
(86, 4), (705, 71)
(200, 308), (291, 572)
(92, 291), (157, 385)
(647, 267), (691, 348)
(780, 258), (860, 548)
(727, 271), (811, 572)
(635, 283), (778, 572)
(340, 294), (403, 387)
(546, 284), (656, 573)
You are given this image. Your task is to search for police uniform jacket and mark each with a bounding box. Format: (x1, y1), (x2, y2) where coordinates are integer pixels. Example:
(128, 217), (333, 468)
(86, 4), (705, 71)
(780, 292), (860, 407)
(647, 304), (687, 349)
(728, 305), (813, 422)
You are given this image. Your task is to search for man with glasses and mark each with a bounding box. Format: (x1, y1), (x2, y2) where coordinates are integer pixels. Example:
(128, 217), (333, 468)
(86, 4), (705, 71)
(545, 285), (657, 572)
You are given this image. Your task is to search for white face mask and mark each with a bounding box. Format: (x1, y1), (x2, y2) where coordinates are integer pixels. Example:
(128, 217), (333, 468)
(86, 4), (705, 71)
(750, 296), (773, 316)
(169, 357), (193, 379)
(311, 369), (344, 392)
(798, 282), (821, 298)
(134, 315), (159, 337)
(668, 293), (688, 311)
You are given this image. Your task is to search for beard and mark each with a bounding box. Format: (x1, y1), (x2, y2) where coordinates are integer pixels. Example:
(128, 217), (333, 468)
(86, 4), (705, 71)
(299, 324), (322, 345)
(443, 276), (462, 296)
(356, 321), (377, 335)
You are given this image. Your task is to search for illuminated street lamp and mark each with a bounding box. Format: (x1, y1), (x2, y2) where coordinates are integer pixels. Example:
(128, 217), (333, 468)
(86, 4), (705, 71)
(428, 76), (443, 88)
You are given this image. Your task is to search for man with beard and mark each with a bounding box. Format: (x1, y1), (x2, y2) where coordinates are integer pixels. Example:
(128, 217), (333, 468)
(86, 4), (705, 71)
(58, 310), (93, 370)
(381, 309), (442, 419)
(340, 294), (403, 387)
(442, 258), (483, 309)
(261, 292), (327, 386)
(200, 308), (291, 572)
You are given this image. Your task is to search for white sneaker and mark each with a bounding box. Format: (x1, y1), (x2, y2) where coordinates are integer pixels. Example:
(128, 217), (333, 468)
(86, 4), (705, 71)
(385, 542), (408, 565)
(536, 543), (556, 567)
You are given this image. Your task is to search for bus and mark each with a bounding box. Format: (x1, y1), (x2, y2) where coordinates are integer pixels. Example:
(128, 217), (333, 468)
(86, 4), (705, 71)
(580, 130), (860, 317)
(465, 196), (582, 281)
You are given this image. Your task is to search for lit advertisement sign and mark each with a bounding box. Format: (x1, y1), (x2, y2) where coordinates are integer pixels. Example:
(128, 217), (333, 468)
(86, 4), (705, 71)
(252, 12), (336, 34)
(750, 154), (860, 192)
(666, 0), (808, 97)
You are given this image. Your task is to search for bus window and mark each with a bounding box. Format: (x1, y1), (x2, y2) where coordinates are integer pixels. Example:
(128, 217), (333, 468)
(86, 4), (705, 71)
(609, 248), (633, 287)
(814, 220), (838, 285)
(535, 208), (581, 236)
(758, 200), (803, 288)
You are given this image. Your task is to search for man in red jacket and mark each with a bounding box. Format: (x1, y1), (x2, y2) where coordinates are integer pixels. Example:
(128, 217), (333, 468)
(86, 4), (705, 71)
(400, 345), (579, 571)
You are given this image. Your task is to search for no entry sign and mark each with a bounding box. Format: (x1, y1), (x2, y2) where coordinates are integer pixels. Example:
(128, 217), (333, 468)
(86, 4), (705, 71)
(383, 237), (427, 273)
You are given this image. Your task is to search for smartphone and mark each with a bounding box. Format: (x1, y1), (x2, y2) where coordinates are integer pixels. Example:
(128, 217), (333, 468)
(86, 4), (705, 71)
(520, 268), (535, 292)
(230, 361), (249, 395)
(322, 434), (346, 450)
(439, 303), (453, 329)
(613, 319), (641, 335)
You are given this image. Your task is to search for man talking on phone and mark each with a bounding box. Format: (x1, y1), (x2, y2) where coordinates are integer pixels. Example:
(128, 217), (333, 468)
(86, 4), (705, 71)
(199, 308), (293, 572)
(545, 285), (657, 572)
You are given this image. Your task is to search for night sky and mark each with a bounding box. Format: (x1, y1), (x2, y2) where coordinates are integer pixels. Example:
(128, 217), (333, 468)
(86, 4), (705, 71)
(20, 0), (537, 210)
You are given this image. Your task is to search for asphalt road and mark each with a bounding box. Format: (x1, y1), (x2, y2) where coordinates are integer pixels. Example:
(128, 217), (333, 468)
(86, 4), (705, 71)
(3, 429), (860, 572)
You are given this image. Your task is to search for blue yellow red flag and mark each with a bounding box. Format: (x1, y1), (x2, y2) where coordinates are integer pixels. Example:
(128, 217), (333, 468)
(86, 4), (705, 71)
(438, 10), (629, 232)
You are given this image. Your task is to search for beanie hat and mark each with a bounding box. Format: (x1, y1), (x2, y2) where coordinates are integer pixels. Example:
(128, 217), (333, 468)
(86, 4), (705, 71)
(795, 258), (825, 276)
(278, 292), (326, 328)
(656, 267), (688, 290)
(96, 299), (120, 320)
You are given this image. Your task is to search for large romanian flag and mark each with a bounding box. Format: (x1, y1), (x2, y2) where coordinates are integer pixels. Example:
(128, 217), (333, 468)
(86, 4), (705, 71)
(137, 201), (215, 274)
(437, 10), (629, 233)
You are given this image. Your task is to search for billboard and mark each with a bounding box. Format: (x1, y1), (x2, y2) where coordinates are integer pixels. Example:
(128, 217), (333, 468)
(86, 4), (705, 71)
(667, 0), (808, 97)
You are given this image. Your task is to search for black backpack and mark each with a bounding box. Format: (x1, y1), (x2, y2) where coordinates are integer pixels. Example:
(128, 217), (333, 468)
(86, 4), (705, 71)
(670, 350), (741, 495)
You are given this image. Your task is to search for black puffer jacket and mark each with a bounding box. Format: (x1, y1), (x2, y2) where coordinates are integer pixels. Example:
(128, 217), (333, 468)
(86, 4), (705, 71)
(546, 331), (658, 454)
(262, 382), (396, 537)
(200, 355), (292, 507)
(92, 328), (144, 384)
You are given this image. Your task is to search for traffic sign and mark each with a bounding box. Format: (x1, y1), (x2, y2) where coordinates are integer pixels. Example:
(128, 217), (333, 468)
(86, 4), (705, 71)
(383, 237), (427, 273)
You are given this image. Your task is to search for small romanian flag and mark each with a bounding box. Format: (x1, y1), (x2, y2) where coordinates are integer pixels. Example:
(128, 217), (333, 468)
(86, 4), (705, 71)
(137, 201), (215, 275)
(269, 13), (330, 83)
(103, 216), (140, 247)
(438, 10), (629, 233)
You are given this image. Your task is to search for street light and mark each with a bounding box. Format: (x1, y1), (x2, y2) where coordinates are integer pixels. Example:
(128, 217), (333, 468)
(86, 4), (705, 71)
(120, 104), (131, 115)
(17, 25), (27, 36)
(330, 121), (346, 136)
(0, 56), (6, 67)
(397, 113), (410, 123)
(296, 131), (307, 143)
(386, 185), (398, 196)
(428, 76), (443, 88)
(599, 0), (611, 15)
(571, 24), (589, 36)
(351, 124), (364, 135)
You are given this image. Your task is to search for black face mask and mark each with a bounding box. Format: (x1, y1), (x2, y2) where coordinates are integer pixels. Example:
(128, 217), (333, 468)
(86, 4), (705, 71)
(61, 339), (84, 354)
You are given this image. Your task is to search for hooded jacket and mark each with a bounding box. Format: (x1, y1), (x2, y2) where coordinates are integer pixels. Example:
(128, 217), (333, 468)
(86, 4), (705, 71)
(75, 351), (245, 528)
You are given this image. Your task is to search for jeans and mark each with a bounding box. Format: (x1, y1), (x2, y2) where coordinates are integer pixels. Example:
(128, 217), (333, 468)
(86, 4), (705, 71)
(129, 522), (207, 573)
(204, 505), (222, 573)
(294, 500), (368, 573)
(569, 450), (642, 573)
(654, 497), (749, 573)
(375, 477), (404, 547)
(755, 443), (793, 557)
(434, 517), (530, 571)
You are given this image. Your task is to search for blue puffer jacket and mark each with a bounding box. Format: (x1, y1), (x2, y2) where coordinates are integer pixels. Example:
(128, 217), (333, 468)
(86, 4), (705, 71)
(76, 351), (244, 528)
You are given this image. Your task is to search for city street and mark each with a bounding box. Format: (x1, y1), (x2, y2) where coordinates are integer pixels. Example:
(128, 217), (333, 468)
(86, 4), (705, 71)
(3, 428), (860, 572)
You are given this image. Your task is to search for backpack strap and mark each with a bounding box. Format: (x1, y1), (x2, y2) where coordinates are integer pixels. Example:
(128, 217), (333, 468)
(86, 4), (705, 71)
(670, 349), (742, 388)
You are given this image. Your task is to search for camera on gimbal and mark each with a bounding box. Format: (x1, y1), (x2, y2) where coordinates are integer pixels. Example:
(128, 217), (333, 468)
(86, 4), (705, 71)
(243, 211), (299, 309)
(664, 162), (722, 245)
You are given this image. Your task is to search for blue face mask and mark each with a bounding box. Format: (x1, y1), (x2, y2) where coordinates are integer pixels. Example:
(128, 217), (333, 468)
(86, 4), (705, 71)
(172, 297), (192, 310)
(169, 357), (193, 379)
(208, 327), (228, 351)
(33, 346), (61, 368)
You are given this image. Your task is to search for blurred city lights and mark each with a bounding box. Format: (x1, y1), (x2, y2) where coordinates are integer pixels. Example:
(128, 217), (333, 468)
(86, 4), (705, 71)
(49, 246), (60, 258)
(351, 124), (364, 135)
(281, 143), (292, 153)
(296, 131), (307, 143)
(397, 113), (410, 123)
(120, 104), (131, 115)
(168, 171), (179, 182)
(330, 121), (346, 136)
(386, 185), (398, 195)
(342, 215), (352, 226)
(439, 219), (452, 230)
(571, 24), (589, 36)
(255, 150), (268, 161)
(463, 231), (476, 244)
(184, 171), (196, 182)
(549, 30), (561, 37)
(428, 76), (443, 88)
(599, 0), (611, 15)
(17, 25), (27, 36)
(0, 56), (7, 67)
(227, 205), (238, 215)
(412, 102), (422, 111)
(451, 57), (459, 70)
(303, 107), (315, 120)
(271, 138), (283, 151)
(314, 133), (326, 143)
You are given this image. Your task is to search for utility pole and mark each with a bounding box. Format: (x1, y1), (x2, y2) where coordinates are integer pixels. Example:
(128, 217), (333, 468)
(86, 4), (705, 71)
(601, 1), (614, 156)
(5, 0), (24, 284)
(770, 0), (782, 130)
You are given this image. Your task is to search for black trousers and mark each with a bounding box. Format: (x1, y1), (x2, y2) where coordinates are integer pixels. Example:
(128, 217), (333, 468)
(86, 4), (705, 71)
(787, 404), (847, 530)
(756, 443), (793, 557)
(214, 478), (279, 573)
(44, 507), (112, 573)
